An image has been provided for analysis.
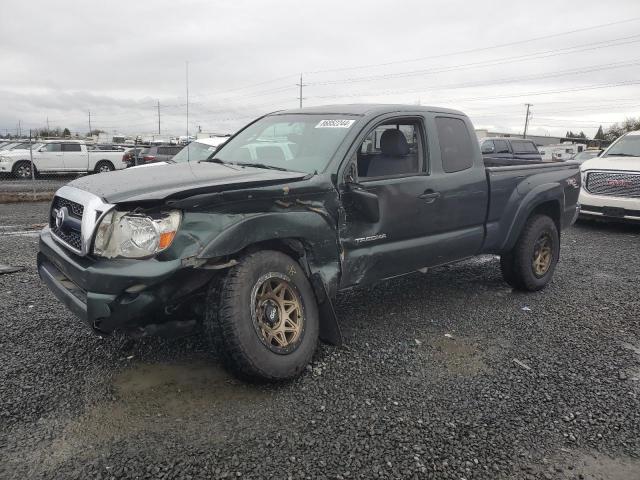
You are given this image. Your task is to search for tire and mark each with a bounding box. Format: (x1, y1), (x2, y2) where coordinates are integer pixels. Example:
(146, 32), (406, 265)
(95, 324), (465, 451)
(500, 214), (559, 291)
(94, 161), (115, 173)
(205, 250), (319, 381)
(12, 161), (36, 179)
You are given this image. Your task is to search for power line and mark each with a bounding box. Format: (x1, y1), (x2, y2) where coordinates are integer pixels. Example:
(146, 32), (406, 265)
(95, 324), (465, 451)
(307, 34), (640, 87)
(305, 16), (640, 75)
(309, 60), (640, 100)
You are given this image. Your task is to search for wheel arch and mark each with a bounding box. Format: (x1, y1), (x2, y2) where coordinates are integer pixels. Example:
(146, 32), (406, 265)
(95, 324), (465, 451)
(501, 184), (563, 253)
(197, 211), (343, 345)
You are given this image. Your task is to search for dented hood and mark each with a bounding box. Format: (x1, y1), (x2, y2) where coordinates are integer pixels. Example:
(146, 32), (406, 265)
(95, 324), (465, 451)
(68, 162), (308, 203)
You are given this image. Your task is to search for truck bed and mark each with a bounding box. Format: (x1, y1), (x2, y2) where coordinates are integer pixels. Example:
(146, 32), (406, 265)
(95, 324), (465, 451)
(482, 161), (581, 253)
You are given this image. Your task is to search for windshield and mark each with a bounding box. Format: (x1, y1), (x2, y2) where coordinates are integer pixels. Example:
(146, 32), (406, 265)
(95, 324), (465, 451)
(172, 141), (220, 163)
(603, 134), (640, 158)
(211, 114), (359, 173)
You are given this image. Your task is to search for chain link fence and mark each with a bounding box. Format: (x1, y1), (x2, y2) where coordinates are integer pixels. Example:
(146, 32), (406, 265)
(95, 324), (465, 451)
(0, 136), (149, 203)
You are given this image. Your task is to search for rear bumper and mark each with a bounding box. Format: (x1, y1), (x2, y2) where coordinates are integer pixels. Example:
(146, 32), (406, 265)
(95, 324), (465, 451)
(37, 228), (212, 334)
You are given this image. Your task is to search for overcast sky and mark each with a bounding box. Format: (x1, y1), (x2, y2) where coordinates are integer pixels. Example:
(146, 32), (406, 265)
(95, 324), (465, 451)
(1, 0), (639, 139)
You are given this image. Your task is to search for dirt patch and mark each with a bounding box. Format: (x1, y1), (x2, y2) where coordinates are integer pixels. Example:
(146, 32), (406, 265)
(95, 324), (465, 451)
(0, 191), (55, 203)
(418, 333), (492, 375)
(24, 361), (272, 472)
(572, 452), (640, 480)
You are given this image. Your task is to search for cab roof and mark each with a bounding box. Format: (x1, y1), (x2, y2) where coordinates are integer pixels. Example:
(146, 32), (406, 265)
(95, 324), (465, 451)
(271, 103), (467, 117)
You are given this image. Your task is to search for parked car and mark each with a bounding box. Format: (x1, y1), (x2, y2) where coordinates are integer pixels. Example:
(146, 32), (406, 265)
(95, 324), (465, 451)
(579, 130), (640, 222)
(167, 137), (228, 163)
(539, 142), (585, 162)
(138, 144), (184, 164)
(573, 150), (601, 164)
(37, 104), (580, 382)
(121, 147), (149, 168)
(0, 140), (125, 178)
(480, 137), (543, 166)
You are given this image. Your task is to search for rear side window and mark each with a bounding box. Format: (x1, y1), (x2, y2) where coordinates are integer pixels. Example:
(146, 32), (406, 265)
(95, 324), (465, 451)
(435, 117), (474, 173)
(511, 140), (538, 154)
(62, 143), (81, 152)
(494, 140), (510, 154)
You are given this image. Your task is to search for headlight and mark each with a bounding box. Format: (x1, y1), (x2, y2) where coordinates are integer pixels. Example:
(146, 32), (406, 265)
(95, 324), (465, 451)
(93, 210), (181, 258)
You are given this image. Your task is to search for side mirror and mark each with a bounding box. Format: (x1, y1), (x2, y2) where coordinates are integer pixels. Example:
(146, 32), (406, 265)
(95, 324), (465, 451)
(597, 149), (604, 157)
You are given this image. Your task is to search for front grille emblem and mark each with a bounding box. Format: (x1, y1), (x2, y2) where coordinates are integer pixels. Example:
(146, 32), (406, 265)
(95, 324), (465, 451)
(54, 207), (68, 230)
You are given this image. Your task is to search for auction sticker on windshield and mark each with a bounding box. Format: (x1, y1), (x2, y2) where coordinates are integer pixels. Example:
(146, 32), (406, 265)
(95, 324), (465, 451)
(315, 119), (356, 128)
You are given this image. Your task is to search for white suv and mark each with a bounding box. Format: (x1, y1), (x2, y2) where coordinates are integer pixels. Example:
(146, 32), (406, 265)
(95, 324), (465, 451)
(579, 130), (640, 222)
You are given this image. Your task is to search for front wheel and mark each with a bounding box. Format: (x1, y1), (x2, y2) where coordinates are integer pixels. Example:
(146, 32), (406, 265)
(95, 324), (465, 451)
(500, 214), (560, 291)
(205, 250), (319, 381)
(12, 161), (36, 179)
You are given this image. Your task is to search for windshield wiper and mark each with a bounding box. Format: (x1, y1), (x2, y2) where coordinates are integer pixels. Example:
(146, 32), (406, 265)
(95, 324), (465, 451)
(198, 157), (240, 170)
(199, 157), (228, 164)
(234, 162), (291, 172)
(607, 153), (637, 157)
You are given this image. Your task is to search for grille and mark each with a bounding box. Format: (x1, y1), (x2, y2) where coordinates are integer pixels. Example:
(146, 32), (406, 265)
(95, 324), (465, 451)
(52, 196), (84, 218)
(50, 195), (84, 252)
(586, 172), (640, 198)
(51, 227), (82, 251)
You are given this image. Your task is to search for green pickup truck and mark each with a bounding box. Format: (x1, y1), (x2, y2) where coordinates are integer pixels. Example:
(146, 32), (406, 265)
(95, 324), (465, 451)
(38, 104), (581, 381)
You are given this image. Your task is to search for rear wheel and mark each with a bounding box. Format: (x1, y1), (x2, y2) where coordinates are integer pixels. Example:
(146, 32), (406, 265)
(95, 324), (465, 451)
(12, 161), (36, 179)
(205, 250), (319, 381)
(95, 161), (114, 173)
(500, 214), (559, 291)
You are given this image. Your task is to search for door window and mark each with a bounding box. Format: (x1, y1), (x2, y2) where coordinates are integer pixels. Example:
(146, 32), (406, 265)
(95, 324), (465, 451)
(357, 120), (423, 179)
(43, 143), (62, 152)
(436, 117), (474, 173)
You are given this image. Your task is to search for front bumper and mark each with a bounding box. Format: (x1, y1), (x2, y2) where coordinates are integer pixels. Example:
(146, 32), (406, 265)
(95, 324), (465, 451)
(578, 189), (640, 222)
(37, 228), (212, 334)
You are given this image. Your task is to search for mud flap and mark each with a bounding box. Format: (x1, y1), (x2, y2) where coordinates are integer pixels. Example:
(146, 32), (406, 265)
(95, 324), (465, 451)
(310, 272), (343, 346)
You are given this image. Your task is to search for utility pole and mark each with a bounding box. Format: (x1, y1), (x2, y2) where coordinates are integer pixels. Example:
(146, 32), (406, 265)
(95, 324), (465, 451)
(88, 110), (93, 138)
(186, 61), (190, 162)
(46, 117), (50, 133)
(523, 103), (532, 139)
(297, 74), (307, 108)
(186, 61), (190, 138)
(157, 100), (161, 135)
(18, 120), (21, 137)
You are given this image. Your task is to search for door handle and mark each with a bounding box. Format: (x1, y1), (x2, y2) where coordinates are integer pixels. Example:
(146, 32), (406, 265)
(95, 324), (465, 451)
(418, 191), (440, 203)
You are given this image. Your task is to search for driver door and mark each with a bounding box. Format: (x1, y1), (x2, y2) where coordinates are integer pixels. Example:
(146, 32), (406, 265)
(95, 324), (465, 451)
(38, 143), (64, 171)
(339, 116), (442, 287)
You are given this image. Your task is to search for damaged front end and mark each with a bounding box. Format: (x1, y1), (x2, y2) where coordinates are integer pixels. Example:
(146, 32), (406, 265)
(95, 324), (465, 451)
(38, 173), (344, 343)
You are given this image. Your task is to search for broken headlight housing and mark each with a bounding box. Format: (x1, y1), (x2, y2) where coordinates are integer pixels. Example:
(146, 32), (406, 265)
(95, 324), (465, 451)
(93, 210), (181, 259)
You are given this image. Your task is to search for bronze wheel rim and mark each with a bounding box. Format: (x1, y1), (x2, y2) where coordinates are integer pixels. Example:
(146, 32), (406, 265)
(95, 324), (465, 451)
(251, 273), (304, 354)
(532, 233), (553, 278)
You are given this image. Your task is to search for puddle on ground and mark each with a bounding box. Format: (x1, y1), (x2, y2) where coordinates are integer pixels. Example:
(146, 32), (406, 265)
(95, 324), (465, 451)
(572, 452), (640, 480)
(524, 450), (640, 480)
(37, 361), (271, 469)
(417, 333), (492, 376)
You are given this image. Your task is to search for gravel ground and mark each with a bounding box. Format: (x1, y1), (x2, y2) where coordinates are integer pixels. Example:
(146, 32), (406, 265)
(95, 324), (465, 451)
(0, 202), (639, 480)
